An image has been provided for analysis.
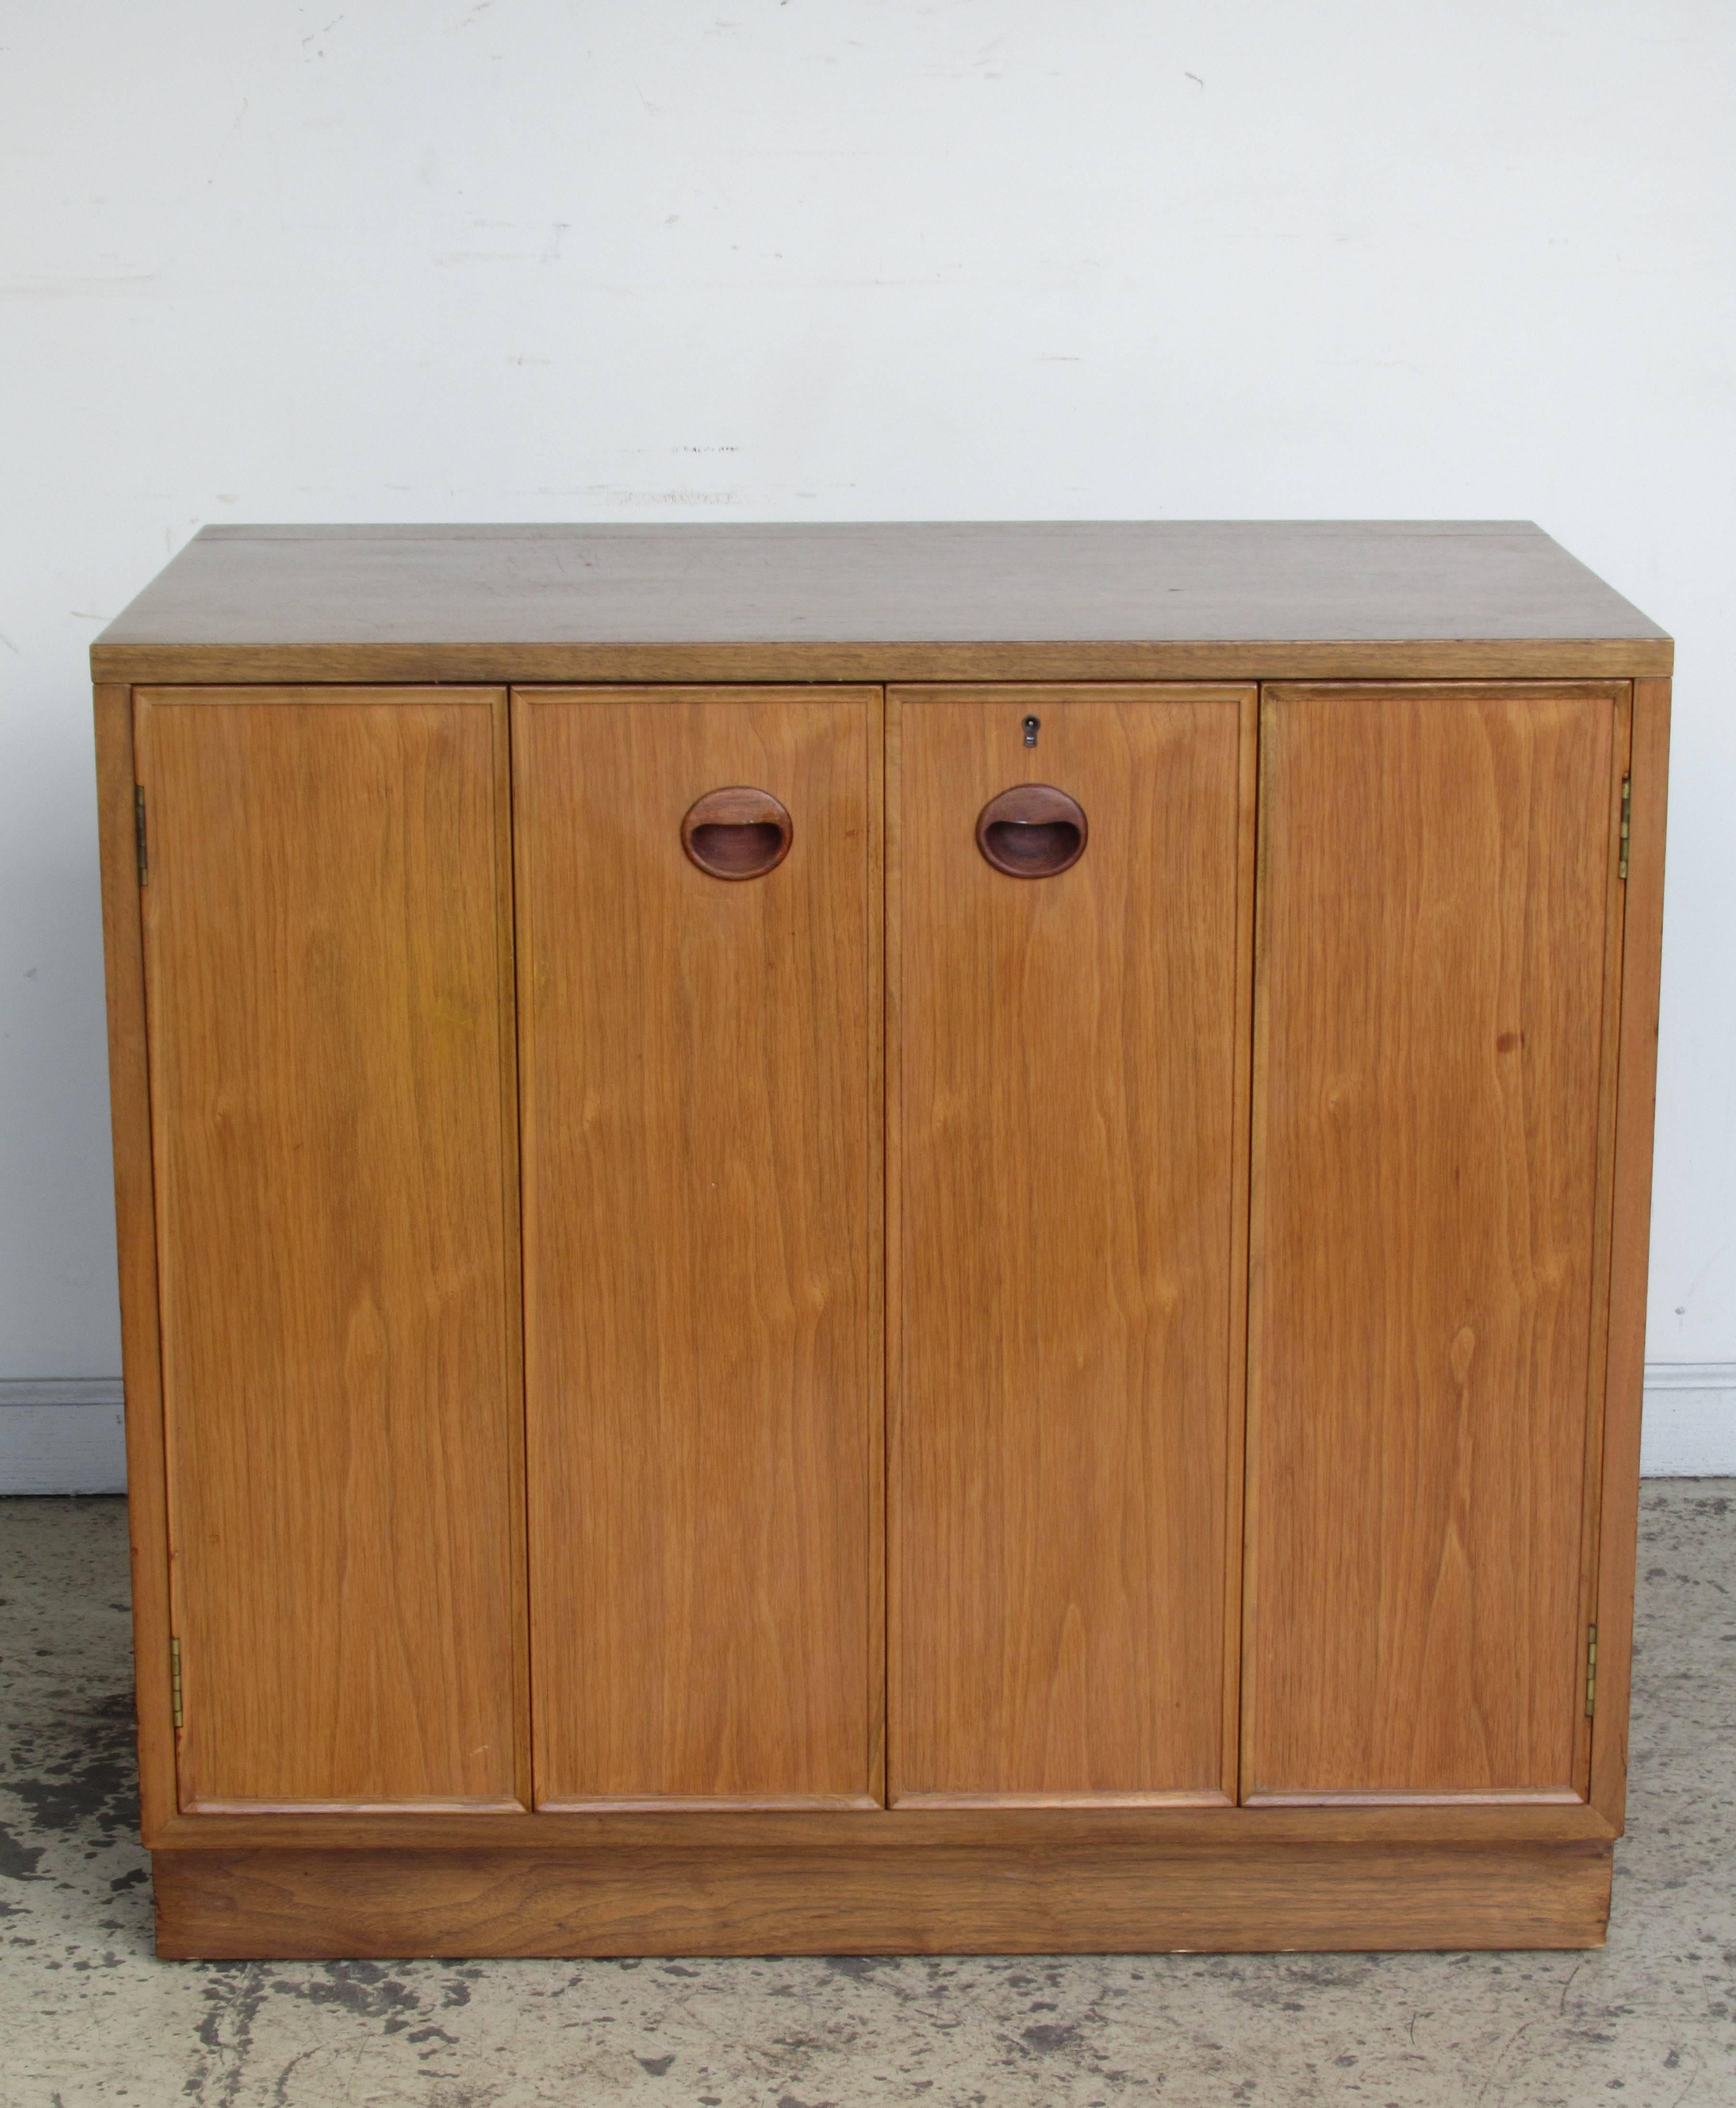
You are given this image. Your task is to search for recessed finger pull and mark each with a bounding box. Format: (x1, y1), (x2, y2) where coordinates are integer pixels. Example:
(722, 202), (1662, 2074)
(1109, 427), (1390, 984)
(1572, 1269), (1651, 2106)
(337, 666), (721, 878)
(680, 786), (793, 880)
(975, 783), (1088, 879)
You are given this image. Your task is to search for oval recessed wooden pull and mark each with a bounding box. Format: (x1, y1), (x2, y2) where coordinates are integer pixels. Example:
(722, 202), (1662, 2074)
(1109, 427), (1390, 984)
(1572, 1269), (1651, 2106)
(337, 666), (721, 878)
(680, 786), (793, 881)
(975, 784), (1088, 879)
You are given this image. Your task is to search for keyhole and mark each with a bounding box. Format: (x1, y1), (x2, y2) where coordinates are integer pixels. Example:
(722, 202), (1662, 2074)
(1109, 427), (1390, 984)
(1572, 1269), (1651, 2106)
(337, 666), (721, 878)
(1023, 715), (1040, 748)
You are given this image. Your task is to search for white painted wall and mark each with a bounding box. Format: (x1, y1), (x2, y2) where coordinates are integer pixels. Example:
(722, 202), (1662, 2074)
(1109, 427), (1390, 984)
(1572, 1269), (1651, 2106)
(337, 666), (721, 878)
(3, 0), (1733, 1484)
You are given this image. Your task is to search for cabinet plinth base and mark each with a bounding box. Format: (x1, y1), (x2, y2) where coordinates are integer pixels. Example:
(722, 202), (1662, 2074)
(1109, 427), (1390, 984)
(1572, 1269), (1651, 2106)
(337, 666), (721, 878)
(152, 1839), (1613, 1958)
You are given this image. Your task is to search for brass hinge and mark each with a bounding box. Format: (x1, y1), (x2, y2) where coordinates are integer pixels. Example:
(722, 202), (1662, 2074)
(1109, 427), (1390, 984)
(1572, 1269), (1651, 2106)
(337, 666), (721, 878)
(134, 786), (148, 886)
(1618, 776), (1631, 882)
(1584, 1624), (1598, 1718)
(170, 1635), (183, 1731)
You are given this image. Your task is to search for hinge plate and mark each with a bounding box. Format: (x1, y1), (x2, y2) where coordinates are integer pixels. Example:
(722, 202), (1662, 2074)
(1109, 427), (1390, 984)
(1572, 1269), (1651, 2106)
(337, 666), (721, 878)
(170, 1635), (182, 1731)
(134, 786), (148, 887)
(1618, 776), (1631, 883)
(1584, 1623), (1598, 1718)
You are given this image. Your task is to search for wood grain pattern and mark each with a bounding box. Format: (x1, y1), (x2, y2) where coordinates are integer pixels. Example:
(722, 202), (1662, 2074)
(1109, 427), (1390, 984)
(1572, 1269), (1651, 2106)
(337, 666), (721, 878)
(135, 688), (526, 1810)
(93, 683), (179, 1845)
(96, 638), (1674, 686)
(1221, 691), (1261, 1797)
(889, 684), (1252, 1802)
(884, 693), (907, 1817)
(91, 524), (1669, 691)
(151, 1838), (1613, 1958)
(865, 703), (887, 1809)
(1592, 677), (1672, 1830)
(142, 1793), (1618, 1856)
(515, 687), (880, 1806)
(1569, 691), (1634, 1795)
(1244, 683), (1628, 1800)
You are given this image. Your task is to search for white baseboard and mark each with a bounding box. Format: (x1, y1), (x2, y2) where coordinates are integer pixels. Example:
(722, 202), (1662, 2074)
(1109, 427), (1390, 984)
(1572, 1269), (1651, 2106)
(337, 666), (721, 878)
(1638, 1363), (1736, 1476)
(1, 1367), (1733, 1496)
(0, 1379), (127, 1494)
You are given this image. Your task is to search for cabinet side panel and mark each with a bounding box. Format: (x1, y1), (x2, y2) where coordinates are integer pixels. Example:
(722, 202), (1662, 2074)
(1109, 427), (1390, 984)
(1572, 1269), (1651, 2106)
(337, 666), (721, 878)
(1592, 677), (1671, 1828)
(518, 688), (877, 1806)
(1246, 684), (1621, 1798)
(94, 684), (177, 1841)
(892, 685), (1248, 1802)
(136, 689), (524, 1809)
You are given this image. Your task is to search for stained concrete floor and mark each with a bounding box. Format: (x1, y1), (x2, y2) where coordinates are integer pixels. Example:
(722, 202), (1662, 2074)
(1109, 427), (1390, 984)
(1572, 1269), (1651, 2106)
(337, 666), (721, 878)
(0, 1491), (1732, 2108)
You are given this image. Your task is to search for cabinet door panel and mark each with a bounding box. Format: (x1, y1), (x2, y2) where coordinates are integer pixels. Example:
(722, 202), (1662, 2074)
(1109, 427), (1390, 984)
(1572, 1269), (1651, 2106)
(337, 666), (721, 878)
(517, 688), (879, 1807)
(136, 689), (525, 1812)
(1244, 683), (1627, 1801)
(891, 685), (1253, 1804)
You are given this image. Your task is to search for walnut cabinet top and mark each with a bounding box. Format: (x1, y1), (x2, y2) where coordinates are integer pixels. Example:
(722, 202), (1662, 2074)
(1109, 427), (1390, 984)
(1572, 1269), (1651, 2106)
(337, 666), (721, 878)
(92, 520), (1670, 686)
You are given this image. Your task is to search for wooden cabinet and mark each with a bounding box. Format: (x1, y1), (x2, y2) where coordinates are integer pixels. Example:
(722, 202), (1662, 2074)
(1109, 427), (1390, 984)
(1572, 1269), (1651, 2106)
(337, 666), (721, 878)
(93, 523), (1671, 1958)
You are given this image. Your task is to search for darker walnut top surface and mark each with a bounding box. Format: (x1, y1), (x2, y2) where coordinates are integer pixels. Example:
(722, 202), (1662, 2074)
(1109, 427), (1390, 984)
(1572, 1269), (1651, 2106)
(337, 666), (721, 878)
(93, 521), (1670, 683)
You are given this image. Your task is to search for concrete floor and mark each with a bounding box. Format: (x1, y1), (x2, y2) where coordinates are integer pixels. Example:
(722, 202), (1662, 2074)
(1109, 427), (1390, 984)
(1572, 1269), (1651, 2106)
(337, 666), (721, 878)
(1, 1490), (1732, 2108)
